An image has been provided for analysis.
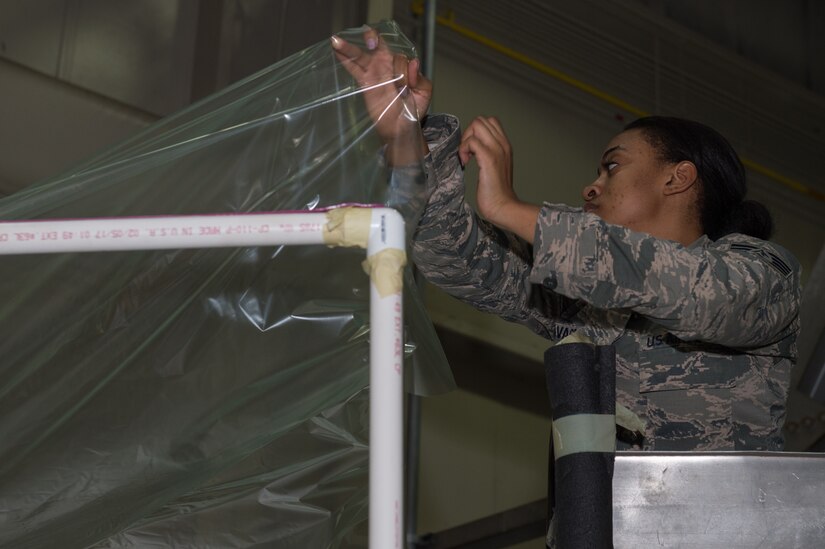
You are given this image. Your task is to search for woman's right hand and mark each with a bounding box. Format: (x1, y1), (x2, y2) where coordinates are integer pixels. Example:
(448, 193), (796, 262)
(459, 116), (540, 243)
(331, 27), (432, 144)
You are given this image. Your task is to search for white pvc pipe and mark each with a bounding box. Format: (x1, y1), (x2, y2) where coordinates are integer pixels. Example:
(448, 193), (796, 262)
(0, 206), (406, 549)
(366, 208), (406, 549)
(0, 212), (328, 254)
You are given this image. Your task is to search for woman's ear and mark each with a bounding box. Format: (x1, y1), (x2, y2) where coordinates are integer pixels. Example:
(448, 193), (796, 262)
(663, 161), (698, 195)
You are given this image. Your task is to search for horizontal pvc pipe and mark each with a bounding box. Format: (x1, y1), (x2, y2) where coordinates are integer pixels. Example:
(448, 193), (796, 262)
(0, 206), (408, 549)
(0, 212), (329, 254)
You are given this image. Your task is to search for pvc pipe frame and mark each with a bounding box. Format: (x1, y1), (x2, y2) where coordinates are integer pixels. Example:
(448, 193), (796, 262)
(0, 205), (407, 549)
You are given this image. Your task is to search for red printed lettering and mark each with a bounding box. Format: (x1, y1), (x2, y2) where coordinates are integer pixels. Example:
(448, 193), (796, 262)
(199, 226), (221, 236)
(40, 232), (58, 241)
(226, 225), (255, 235)
(15, 232), (35, 241)
(62, 231), (74, 240)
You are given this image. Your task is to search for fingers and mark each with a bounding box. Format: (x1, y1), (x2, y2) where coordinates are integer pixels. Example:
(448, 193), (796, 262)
(333, 32), (430, 94)
(407, 59), (433, 94)
(478, 117), (508, 149)
(332, 27), (432, 121)
(459, 121), (487, 166)
(331, 27), (390, 69)
(407, 58), (419, 88)
(331, 36), (367, 68)
(459, 117), (520, 225)
(458, 122), (476, 166)
(459, 117), (511, 167)
(330, 38), (375, 73)
(463, 117), (506, 146)
(393, 53), (410, 87)
(363, 27), (382, 52)
(332, 37), (405, 91)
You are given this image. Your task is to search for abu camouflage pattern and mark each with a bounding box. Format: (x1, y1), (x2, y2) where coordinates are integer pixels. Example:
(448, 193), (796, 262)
(411, 114), (800, 451)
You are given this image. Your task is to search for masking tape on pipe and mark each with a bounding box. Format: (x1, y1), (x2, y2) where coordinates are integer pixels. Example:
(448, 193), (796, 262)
(552, 414), (616, 460)
(322, 207), (371, 248)
(362, 248), (407, 297)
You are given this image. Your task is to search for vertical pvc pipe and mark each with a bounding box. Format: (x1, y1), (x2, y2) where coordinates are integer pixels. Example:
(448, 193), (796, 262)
(366, 207), (406, 549)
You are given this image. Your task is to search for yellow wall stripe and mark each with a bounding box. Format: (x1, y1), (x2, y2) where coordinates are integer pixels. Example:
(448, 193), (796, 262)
(412, 3), (824, 203)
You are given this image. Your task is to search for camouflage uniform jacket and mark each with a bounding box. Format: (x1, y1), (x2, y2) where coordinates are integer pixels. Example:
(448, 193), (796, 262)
(412, 114), (801, 451)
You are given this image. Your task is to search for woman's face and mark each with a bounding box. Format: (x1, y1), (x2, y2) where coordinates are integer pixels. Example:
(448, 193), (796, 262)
(581, 128), (674, 234)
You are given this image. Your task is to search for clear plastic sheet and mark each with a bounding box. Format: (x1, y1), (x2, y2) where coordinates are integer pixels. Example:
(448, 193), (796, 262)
(0, 21), (453, 548)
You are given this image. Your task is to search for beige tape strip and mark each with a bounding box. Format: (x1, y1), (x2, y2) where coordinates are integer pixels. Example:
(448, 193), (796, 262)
(616, 403), (646, 434)
(322, 207), (371, 248)
(550, 332), (643, 445)
(362, 248), (407, 298)
(552, 414), (616, 459)
(550, 332), (646, 436)
(554, 331), (593, 346)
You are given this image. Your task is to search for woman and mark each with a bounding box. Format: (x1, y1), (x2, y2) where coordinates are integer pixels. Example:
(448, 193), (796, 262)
(332, 29), (800, 450)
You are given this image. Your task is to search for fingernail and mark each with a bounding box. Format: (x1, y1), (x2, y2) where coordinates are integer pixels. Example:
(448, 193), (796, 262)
(331, 35), (342, 49)
(367, 38), (377, 50)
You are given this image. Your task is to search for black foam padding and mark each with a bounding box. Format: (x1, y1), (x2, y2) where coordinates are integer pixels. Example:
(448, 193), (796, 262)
(544, 342), (616, 549)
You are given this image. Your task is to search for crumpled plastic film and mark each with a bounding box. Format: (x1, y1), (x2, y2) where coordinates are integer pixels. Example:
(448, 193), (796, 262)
(0, 20), (453, 549)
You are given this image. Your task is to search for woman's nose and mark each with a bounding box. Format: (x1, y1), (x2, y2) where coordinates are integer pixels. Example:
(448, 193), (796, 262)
(582, 182), (600, 201)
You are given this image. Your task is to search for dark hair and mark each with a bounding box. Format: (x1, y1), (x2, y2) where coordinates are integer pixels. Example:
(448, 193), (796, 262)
(623, 116), (773, 241)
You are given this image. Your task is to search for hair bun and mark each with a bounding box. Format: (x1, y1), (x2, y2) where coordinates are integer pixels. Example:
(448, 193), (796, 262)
(722, 199), (773, 240)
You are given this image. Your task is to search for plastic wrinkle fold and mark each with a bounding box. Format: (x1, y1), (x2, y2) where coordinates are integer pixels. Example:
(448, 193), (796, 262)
(0, 21), (453, 549)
